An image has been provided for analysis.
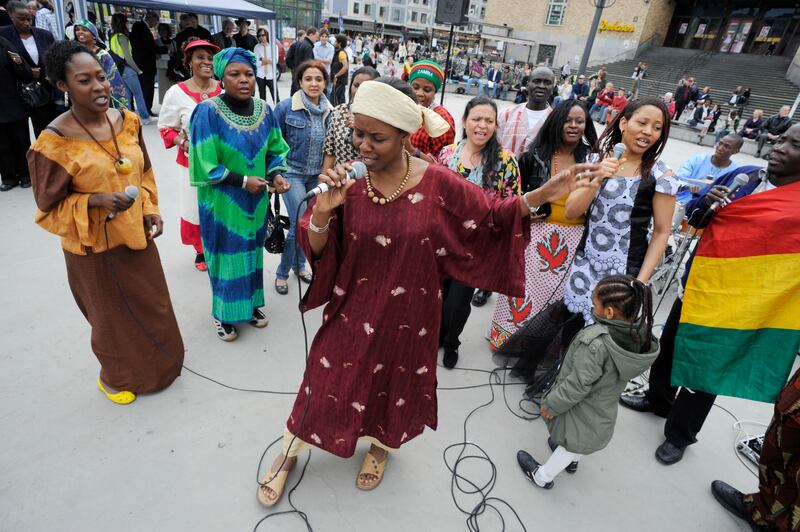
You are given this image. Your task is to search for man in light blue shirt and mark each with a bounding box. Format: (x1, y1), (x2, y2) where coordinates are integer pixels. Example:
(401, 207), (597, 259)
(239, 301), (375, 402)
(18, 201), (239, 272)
(313, 29), (335, 95)
(675, 134), (743, 204)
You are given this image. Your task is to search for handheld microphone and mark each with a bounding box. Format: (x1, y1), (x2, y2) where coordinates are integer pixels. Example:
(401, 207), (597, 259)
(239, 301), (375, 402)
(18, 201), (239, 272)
(708, 172), (750, 214)
(612, 142), (627, 160)
(303, 161), (368, 201)
(108, 185), (139, 219)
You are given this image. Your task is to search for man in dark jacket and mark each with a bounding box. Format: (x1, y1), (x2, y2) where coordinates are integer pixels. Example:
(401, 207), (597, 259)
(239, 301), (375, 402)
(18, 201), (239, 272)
(571, 74), (589, 101)
(233, 18), (257, 51)
(755, 104), (792, 158)
(130, 11), (158, 115)
(286, 26), (317, 95)
(211, 19), (235, 50)
(0, 0), (12, 27)
(175, 13), (212, 51)
(0, 35), (31, 190)
(674, 77), (699, 122)
(0, 0), (56, 137)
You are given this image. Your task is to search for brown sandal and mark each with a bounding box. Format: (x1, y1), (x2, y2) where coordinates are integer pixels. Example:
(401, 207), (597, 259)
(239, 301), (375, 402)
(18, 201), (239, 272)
(257, 456), (296, 507)
(356, 448), (387, 491)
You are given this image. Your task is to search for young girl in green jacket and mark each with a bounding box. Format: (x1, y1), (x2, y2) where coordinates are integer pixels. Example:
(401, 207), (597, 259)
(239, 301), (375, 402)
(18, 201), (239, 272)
(517, 275), (660, 489)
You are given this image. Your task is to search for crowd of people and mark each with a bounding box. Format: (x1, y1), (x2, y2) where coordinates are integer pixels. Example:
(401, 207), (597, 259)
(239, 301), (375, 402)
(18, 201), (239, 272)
(2, 4), (799, 527)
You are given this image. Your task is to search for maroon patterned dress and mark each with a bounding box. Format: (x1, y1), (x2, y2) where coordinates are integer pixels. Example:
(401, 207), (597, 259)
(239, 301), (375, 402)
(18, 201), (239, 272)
(287, 164), (530, 458)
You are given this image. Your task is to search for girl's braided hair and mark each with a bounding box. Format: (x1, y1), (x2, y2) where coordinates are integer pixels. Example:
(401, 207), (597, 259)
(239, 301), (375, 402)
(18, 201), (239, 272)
(595, 274), (654, 351)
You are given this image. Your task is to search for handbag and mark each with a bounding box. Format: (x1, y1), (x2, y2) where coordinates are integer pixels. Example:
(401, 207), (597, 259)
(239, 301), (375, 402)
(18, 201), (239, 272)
(16, 79), (51, 110)
(264, 193), (290, 254)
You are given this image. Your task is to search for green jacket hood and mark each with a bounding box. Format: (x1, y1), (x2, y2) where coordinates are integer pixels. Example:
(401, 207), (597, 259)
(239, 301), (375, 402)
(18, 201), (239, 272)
(595, 317), (660, 381)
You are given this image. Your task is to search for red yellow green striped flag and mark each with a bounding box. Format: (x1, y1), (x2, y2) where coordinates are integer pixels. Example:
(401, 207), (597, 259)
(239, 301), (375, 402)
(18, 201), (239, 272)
(672, 181), (800, 403)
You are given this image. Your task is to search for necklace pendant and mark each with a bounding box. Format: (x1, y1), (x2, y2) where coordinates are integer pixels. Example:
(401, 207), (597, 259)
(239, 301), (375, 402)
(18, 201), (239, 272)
(201, 93), (209, 100)
(115, 157), (133, 174)
(372, 196), (380, 204)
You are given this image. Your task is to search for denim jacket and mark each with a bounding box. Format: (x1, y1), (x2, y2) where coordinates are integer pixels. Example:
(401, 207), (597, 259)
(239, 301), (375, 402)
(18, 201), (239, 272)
(273, 91), (331, 173)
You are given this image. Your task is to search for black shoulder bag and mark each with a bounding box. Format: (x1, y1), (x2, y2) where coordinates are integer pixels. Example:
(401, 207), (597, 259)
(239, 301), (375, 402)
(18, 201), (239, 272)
(264, 193), (290, 254)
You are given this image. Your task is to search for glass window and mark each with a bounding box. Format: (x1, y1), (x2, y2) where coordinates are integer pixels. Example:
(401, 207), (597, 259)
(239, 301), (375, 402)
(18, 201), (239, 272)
(353, 2), (359, 14)
(411, 11), (418, 22)
(421, 13), (427, 23)
(422, 0), (429, 5)
(392, 8), (401, 22)
(545, 0), (567, 26)
(364, 3), (371, 15)
(379, 6), (386, 18)
(480, 6), (485, 17)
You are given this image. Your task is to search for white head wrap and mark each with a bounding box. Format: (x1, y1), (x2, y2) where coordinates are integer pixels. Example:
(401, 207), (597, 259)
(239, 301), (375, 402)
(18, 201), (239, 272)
(350, 80), (451, 138)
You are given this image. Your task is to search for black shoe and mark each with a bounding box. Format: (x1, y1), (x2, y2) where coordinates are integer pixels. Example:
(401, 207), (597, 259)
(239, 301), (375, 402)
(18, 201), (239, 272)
(710, 481), (766, 531)
(619, 393), (654, 413)
(547, 437), (578, 473)
(19, 180), (31, 188)
(516, 450), (553, 489)
(0, 183), (17, 192)
(754, 152), (761, 158)
(274, 278), (289, 295)
(471, 290), (491, 307)
(443, 348), (459, 369)
(655, 440), (685, 465)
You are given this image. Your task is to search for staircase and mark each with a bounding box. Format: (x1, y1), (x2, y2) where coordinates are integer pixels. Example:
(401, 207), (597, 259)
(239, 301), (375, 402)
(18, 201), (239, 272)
(596, 46), (800, 123)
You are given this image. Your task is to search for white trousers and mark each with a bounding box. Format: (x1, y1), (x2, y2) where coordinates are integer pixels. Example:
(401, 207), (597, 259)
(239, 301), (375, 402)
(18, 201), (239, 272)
(534, 446), (582, 484)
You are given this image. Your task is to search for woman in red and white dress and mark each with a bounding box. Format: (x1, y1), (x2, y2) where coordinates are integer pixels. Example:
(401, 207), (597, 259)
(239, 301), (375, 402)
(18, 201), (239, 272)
(158, 38), (221, 271)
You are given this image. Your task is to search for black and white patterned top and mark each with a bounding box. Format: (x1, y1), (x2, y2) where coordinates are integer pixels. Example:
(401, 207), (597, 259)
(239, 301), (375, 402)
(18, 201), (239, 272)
(323, 103), (360, 167)
(564, 160), (679, 322)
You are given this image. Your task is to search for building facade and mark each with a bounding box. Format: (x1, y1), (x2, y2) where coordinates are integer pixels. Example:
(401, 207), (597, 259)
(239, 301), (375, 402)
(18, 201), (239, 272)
(322, 0), (487, 43)
(483, 0), (674, 67)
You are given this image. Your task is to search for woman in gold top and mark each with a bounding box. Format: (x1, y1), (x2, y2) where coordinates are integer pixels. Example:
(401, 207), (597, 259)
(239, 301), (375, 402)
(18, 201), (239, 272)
(490, 101), (598, 360)
(27, 41), (184, 405)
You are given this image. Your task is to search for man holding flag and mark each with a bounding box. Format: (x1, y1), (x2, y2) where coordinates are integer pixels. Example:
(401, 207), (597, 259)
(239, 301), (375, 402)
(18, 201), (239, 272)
(622, 124), (800, 529)
(621, 124), (800, 471)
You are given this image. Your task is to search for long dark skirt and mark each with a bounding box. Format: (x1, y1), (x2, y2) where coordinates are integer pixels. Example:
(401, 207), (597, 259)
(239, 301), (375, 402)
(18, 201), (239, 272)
(496, 300), (585, 397)
(64, 241), (185, 393)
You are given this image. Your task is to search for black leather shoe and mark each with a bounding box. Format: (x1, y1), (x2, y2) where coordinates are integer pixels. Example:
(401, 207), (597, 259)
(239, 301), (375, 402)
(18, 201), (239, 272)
(619, 393), (654, 413)
(711, 481), (766, 531)
(19, 180), (31, 188)
(517, 450), (553, 489)
(547, 437), (578, 473)
(443, 348), (458, 369)
(0, 183), (17, 192)
(655, 440), (685, 465)
(471, 290), (491, 307)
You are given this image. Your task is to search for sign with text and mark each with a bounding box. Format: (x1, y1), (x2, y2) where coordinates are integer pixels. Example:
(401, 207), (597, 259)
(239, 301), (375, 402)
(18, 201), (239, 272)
(598, 20), (635, 33)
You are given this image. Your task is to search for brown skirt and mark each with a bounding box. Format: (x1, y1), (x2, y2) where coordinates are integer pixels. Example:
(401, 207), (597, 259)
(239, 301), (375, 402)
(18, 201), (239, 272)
(64, 241), (185, 394)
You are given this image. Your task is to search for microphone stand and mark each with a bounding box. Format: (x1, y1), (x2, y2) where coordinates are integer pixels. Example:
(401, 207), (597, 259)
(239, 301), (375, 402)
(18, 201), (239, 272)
(653, 224), (699, 315)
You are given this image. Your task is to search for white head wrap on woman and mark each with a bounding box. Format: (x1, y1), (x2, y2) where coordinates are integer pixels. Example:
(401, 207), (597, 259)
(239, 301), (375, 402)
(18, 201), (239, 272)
(350, 80), (451, 138)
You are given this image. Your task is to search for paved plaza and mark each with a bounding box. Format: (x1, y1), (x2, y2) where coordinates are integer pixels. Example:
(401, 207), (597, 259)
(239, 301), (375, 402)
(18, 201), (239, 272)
(0, 80), (772, 531)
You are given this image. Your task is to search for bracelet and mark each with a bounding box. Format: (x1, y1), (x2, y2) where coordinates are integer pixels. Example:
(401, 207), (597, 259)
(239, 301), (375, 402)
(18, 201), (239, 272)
(241, 176), (248, 189)
(309, 214), (330, 234)
(521, 193), (539, 214)
(415, 148), (421, 158)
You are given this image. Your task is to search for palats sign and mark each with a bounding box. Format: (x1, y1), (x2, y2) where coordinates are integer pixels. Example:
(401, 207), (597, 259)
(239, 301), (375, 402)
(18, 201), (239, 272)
(598, 20), (635, 33)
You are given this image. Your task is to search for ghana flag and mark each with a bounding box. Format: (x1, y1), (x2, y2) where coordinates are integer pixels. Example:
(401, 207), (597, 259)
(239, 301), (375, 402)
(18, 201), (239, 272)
(672, 180), (800, 403)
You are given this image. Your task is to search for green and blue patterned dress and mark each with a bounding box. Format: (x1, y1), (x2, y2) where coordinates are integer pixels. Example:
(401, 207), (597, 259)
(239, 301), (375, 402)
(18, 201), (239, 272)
(189, 96), (289, 323)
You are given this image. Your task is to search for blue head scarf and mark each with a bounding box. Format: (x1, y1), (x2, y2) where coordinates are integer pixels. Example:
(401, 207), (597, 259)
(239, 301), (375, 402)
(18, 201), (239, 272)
(212, 47), (257, 80)
(75, 19), (102, 44)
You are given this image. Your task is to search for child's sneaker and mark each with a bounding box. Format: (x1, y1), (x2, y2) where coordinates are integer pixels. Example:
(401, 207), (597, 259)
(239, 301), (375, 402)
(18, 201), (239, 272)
(516, 450), (553, 489)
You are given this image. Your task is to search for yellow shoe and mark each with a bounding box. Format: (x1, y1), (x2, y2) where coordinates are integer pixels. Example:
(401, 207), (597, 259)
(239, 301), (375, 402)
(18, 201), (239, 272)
(97, 378), (136, 405)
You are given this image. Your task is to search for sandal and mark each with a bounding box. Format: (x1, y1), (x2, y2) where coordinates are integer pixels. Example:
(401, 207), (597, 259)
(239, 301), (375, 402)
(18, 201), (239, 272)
(257, 456), (296, 507)
(295, 271), (313, 284)
(356, 447), (387, 491)
(274, 278), (289, 295)
(97, 378), (136, 405)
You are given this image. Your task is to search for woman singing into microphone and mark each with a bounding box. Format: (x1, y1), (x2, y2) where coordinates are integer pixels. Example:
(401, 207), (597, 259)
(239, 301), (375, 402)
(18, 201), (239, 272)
(257, 77), (612, 506)
(28, 41), (184, 404)
(499, 98), (678, 394)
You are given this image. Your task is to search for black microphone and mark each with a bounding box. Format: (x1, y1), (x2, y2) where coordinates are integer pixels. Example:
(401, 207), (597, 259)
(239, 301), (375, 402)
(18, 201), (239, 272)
(612, 142), (627, 160)
(108, 185), (139, 219)
(708, 172), (750, 214)
(303, 161), (368, 201)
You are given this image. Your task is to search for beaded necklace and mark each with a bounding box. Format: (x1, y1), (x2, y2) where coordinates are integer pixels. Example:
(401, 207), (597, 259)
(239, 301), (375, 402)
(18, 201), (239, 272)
(365, 150), (412, 205)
